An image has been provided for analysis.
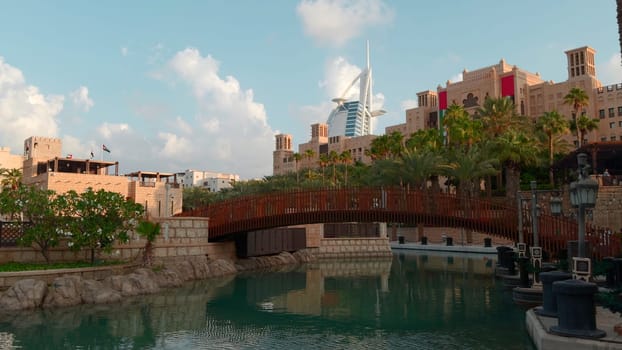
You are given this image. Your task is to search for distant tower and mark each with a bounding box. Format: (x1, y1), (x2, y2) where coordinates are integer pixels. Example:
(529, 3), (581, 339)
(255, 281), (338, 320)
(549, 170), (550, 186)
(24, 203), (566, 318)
(565, 46), (596, 79)
(327, 41), (385, 137)
(273, 134), (294, 175)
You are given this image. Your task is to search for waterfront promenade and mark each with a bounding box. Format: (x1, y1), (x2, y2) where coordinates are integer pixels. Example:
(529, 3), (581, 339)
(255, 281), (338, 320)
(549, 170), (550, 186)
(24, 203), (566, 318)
(390, 240), (622, 350)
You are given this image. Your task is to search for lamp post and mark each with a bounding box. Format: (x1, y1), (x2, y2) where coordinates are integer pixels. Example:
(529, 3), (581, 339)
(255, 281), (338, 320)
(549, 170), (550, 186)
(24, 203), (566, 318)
(569, 153), (599, 258)
(531, 181), (539, 247)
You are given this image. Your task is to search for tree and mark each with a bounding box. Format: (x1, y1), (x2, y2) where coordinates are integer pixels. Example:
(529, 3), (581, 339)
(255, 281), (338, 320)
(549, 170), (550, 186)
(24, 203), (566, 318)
(477, 97), (527, 138)
(340, 150), (353, 186)
(494, 129), (541, 202)
(443, 103), (483, 149)
(0, 168), (22, 191)
(570, 114), (599, 147)
(304, 149), (316, 179)
(64, 188), (144, 264)
(135, 219), (161, 267)
(18, 186), (72, 264)
(535, 111), (570, 185)
(328, 150), (339, 185)
(444, 146), (499, 199)
(318, 153), (329, 186)
(293, 152), (303, 185)
(563, 87), (590, 147)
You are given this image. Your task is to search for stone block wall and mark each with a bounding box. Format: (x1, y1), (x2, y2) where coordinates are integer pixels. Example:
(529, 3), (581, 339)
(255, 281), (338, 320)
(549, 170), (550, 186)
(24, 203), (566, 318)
(317, 237), (391, 259)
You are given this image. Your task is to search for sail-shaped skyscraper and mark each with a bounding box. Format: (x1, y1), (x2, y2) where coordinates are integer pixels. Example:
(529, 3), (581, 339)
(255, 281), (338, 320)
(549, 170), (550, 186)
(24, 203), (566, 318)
(327, 41), (384, 137)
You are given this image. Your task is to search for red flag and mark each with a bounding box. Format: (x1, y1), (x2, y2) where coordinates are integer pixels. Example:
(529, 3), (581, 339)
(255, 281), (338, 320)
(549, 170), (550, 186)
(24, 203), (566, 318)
(102, 144), (111, 153)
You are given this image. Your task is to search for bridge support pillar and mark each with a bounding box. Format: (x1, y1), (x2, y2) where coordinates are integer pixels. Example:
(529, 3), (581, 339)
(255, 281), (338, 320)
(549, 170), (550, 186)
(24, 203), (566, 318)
(378, 222), (387, 238)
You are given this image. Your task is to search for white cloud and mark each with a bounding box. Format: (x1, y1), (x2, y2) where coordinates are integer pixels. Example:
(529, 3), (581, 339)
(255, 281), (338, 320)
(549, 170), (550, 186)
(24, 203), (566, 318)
(400, 99), (418, 110)
(121, 47), (128, 56)
(158, 132), (192, 158)
(70, 86), (94, 112)
(0, 57), (63, 151)
(319, 56), (362, 99)
(162, 48), (274, 178)
(448, 72), (463, 84)
(296, 0), (394, 47)
(97, 122), (130, 139)
(598, 53), (622, 85)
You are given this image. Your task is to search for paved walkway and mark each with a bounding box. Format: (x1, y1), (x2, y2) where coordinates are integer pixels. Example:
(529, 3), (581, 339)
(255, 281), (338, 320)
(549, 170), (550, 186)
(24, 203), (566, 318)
(526, 307), (622, 350)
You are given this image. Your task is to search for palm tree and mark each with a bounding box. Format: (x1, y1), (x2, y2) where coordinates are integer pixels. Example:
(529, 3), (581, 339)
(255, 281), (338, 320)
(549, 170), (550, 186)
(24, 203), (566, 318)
(570, 114), (599, 147)
(318, 154), (329, 186)
(477, 97), (525, 138)
(304, 149), (315, 179)
(495, 129), (541, 202)
(406, 128), (444, 152)
(563, 87), (590, 147)
(445, 145), (499, 199)
(328, 150), (339, 185)
(0, 168), (22, 191)
(293, 153), (303, 185)
(443, 103), (483, 149)
(367, 134), (392, 160)
(339, 150), (353, 186)
(535, 111), (569, 185)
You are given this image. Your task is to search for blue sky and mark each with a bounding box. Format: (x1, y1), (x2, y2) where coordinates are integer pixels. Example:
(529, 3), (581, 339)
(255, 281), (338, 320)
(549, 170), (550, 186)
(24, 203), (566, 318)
(0, 0), (620, 179)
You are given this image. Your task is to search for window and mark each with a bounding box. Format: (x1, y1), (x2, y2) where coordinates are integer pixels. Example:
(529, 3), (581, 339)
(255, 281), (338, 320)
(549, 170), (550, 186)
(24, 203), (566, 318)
(612, 136), (618, 141)
(599, 109), (606, 119)
(610, 122), (615, 128)
(601, 137), (608, 141)
(610, 108), (615, 118)
(619, 121), (622, 127)
(618, 106), (622, 116)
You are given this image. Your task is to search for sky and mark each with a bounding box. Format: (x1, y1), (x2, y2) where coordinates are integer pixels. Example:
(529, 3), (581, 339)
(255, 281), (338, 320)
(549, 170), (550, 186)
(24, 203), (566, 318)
(1, 0), (621, 179)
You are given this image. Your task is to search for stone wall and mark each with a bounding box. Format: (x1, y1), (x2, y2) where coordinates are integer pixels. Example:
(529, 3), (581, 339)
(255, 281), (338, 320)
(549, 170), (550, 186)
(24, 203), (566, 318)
(0, 217), (235, 264)
(317, 237), (391, 259)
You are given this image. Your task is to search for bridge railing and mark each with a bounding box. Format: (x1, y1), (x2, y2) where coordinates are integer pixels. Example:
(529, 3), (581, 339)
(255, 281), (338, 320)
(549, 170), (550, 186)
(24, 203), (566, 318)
(177, 187), (621, 259)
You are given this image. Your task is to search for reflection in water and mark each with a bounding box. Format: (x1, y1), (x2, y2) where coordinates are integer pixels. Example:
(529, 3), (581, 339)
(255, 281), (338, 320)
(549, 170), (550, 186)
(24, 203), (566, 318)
(0, 252), (533, 349)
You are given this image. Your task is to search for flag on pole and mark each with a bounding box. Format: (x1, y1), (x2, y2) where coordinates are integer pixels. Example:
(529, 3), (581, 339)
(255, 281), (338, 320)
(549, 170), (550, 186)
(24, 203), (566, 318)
(102, 144), (111, 153)
(90, 151), (94, 159)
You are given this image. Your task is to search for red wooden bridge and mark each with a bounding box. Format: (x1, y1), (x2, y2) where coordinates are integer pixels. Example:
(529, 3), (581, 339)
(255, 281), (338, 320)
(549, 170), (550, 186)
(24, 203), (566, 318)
(179, 187), (620, 259)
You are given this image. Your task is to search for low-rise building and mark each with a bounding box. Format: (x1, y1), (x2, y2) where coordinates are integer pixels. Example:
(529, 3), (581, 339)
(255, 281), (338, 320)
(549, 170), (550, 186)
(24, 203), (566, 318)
(7, 136), (182, 218)
(178, 169), (239, 192)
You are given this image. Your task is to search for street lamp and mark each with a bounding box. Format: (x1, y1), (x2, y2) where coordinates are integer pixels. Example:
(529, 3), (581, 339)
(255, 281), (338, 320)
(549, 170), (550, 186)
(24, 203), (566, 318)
(531, 181), (539, 247)
(569, 153), (599, 258)
(549, 194), (563, 216)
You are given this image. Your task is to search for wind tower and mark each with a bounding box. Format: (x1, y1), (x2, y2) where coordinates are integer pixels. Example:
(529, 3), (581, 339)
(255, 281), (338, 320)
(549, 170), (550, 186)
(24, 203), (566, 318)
(327, 41), (385, 137)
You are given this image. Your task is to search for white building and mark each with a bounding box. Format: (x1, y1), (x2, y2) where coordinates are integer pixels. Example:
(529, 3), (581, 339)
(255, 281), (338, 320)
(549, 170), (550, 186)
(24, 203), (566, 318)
(327, 41), (385, 137)
(178, 169), (239, 192)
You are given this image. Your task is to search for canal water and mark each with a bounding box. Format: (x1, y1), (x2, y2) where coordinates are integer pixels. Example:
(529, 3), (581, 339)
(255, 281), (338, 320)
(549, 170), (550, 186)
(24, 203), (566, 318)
(0, 251), (534, 349)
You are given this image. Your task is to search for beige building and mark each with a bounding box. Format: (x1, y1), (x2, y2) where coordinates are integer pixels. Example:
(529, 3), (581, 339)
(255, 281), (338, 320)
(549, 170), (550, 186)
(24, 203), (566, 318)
(274, 46), (621, 175)
(6, 136), (182, 218)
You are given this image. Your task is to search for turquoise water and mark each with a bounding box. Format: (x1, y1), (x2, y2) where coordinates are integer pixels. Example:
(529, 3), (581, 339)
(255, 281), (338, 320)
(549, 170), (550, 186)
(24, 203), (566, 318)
(0, 251), (534, 349)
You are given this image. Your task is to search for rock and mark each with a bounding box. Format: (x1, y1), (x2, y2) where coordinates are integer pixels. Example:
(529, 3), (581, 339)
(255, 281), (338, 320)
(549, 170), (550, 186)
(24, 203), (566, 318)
(189, 258), (210, 279)
(207, 259), (237, 277)
(43, 275), (84, 308)
(104, 272), (160, 296)
(81, 280), (122, 304)
(169, 261), (196, 281)
(0, 279), (47, 311)
(153, 268), (183, 288)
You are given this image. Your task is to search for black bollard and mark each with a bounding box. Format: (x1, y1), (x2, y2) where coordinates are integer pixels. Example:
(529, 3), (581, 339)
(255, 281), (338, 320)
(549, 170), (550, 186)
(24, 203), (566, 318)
(420, 236), (427, 245)
(518, 256), (530, 288)
(549, 279), (606, 339)
(484, 237), (492, 247)
(535, 271), (572, 317)
(496, 246), (513, 266)
(603, 257), (615, 288)
(503, 250), (516, 275)
(446, 237), (453, 246)
(398, 236), (405, 244)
